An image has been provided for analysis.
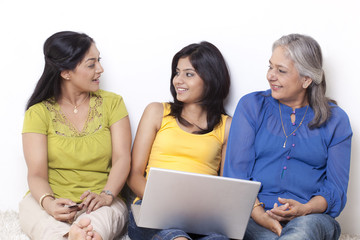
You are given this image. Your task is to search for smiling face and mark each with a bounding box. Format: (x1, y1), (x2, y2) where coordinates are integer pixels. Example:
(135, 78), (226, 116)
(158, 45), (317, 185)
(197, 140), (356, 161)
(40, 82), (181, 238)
(267, 46), (312, 108)
(64, 43), (104, 93)
(172, 57), (204, 104)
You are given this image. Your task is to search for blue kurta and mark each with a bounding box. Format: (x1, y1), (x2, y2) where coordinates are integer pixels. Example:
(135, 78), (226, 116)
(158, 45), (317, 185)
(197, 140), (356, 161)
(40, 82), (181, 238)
(223, 90), (352, 217)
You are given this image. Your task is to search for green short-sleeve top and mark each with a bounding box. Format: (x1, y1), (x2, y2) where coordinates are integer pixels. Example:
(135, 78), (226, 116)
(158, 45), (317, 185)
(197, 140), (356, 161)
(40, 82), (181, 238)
(22, 90), (128, 202)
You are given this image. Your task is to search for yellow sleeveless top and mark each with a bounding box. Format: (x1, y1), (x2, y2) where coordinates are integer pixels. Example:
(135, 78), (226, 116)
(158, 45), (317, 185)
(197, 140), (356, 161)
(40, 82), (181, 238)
(145, 103), (228, 178)
(22, 90), (128, 202)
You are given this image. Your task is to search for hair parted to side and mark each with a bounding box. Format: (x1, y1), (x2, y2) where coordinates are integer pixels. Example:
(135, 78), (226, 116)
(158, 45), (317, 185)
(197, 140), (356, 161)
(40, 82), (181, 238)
(26, 31), (94, 110)
(272, 34), (336, 128)
(169, 41), (231, 134)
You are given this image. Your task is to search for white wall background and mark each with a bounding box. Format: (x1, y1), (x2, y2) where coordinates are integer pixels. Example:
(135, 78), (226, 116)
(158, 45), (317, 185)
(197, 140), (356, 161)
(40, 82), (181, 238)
(0, 0), (359, 235)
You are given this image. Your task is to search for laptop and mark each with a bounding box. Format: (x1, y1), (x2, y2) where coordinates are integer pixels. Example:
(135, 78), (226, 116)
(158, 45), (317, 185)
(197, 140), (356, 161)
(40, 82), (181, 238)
(131, 168), (261, 240)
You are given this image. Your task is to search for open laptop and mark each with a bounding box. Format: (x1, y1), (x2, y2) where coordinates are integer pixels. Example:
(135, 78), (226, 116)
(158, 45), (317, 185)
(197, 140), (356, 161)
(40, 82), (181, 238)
(131, 168), (261, 240)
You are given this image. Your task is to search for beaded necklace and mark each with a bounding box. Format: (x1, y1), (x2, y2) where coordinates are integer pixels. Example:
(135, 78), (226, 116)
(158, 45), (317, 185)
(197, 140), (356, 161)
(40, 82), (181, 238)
(279, 102), (309, 148)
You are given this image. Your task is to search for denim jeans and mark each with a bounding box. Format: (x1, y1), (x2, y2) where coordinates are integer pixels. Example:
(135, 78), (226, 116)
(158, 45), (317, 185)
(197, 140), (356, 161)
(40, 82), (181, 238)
(128, 200), (229, 240)
(244, 214), (341, 240)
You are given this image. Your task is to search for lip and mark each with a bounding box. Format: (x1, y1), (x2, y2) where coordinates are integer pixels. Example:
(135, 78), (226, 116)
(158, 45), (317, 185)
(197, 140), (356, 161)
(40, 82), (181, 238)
(176, 87), (188, 93)
(92, 78), (100, 84)
(270, 83), (282, 91)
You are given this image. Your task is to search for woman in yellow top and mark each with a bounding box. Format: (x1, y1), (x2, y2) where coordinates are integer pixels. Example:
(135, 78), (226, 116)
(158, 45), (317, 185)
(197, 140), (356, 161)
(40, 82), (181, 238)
(127, 41), (232, 240)
(19, 31), (131, 240)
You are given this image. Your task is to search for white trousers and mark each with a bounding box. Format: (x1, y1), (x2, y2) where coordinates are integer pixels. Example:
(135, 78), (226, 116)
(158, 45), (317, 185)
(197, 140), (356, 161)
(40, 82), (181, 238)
(19, 193), (128, 240)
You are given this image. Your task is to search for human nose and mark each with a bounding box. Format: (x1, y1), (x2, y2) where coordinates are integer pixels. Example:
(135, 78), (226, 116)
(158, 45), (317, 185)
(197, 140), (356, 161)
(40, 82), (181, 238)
(174, 72), (184, 84)
(267, 68), (276, 81)
(96, 63), (104, 74)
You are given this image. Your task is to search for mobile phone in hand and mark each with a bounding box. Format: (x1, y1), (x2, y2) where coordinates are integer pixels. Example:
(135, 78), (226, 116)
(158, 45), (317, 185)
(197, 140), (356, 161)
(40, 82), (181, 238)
(65, 204), (80, 210)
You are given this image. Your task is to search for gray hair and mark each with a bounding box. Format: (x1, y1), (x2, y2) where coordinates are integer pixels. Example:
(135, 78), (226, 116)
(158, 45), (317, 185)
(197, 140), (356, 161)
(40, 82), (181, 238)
(272, 34), (323, 84)
(272, 34), (336, 128)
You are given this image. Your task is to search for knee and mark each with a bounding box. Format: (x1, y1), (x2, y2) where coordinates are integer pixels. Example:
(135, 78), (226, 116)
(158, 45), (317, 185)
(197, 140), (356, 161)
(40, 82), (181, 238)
(206, 232), (229, 240)
(153, 229), (191, 240)
(280, 214), (340, 240)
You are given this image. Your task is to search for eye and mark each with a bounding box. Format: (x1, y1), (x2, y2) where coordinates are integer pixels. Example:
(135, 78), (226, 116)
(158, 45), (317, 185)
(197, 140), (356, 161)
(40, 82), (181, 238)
(88, 64), (95, 68)
(175, 71), (180, 76)
(186, 72), (194, 77)
(279, 69), (287, 73)
(98, 57), (102, 62)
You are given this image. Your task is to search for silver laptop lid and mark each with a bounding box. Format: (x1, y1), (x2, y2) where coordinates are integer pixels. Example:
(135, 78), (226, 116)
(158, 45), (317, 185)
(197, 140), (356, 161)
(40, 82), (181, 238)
(135, 168), (261, 239)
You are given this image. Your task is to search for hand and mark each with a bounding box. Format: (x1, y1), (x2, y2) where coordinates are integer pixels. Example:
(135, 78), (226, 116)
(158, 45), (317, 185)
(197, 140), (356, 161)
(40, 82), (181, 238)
(43, 197), (82, 223)
(266, 197), (310, 222)
(80, 190), (113, 213)
(252, 205), (282, 236)
(253, 210), (283, 236)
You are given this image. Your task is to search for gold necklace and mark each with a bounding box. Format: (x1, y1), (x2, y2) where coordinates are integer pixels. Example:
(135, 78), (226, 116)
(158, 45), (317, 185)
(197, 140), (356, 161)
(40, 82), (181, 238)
(62, 93), (90, 114)
(279, 102), (308, 148)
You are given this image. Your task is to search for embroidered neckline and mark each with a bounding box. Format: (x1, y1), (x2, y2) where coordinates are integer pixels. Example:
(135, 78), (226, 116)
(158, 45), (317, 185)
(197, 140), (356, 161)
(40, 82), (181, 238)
(43, 93), (103, 137)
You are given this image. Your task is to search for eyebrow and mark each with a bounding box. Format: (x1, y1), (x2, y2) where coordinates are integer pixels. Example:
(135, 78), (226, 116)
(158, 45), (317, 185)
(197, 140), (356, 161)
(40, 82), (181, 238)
(85, 57), (98, 63)
(176, 67), (196, 71)
(269, 60), (288, 69)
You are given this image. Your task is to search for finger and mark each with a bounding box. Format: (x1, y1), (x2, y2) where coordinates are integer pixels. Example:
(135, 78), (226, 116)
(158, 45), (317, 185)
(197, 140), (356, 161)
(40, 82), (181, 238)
(80, 190), (92, 200)
(278, 197), (296, 206)
(91, 200), (103, 212)
(86, 197), (100, 213)
(270, 203), (288, 213)
(82, 192), (96, 208)
(55, 211), (76, 222)
(278, 203), (290, 211)
(278, 197), (289, 204)
(266, 210), (286, 222)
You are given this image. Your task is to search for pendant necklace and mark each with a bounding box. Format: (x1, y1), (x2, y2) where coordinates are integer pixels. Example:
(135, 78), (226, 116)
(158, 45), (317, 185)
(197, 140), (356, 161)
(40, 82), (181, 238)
(62, 93), (90, 114)
(279, 102), (308, 148)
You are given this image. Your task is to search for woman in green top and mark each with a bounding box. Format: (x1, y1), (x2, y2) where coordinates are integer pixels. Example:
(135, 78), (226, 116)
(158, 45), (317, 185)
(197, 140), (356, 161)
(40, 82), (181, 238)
(19, 31), (131, 240)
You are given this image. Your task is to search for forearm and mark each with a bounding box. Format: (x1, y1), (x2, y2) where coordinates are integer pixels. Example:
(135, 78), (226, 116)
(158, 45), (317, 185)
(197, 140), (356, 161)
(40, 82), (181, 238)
(127, 170), (147, 199)
(104, 157), (130, 196)
(28, 175), (53, 202)
(304, 195), (328, 215)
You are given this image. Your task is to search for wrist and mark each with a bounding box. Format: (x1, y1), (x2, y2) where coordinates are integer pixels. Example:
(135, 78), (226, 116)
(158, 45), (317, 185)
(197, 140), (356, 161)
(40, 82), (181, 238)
(101, 190), (115, 203)
(303, 202), (313, 215)
(39, 193), (55, 209)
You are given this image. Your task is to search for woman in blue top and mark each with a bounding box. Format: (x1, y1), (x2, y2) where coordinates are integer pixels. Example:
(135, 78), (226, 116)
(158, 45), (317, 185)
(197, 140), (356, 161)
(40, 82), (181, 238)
(223, 34), (352, 240)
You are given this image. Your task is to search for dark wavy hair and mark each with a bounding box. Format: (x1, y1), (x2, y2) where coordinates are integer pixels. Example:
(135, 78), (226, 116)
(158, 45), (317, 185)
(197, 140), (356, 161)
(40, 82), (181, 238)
(26, 31), (94, 110)
(169, 41), (231, 134)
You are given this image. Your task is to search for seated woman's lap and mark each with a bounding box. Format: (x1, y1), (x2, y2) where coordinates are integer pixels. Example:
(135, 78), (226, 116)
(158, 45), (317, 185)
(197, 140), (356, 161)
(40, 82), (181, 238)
(19, 193), (128, 240)
(244, 214), (340, 240)
(128, 200), (228, 240)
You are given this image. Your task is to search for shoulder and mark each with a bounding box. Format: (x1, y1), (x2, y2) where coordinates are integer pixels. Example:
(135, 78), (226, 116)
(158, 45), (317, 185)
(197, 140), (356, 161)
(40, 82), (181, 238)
(235, 90), (271, 116)
(329, 103), (350, 120)
(95, 89), (123, 101)
(320, 104), (352, 144)
(327, 104), (352, 129)
(144, 102), (164, 116)
(140, 102), (164, 131)
(238, 90), (270, 106)
(25, 101), (51, 117)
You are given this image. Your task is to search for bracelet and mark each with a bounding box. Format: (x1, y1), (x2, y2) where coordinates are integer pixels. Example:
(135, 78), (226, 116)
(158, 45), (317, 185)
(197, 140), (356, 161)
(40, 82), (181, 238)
(253, 202), (265, 209)
(39, 193), (55, 209)
(101, 190), (115, 201)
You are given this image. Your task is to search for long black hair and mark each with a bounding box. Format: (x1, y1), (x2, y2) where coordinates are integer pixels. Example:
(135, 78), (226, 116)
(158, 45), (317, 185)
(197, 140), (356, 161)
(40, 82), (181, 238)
(169, 41), (231, 134)
(26, 31), (94, 110)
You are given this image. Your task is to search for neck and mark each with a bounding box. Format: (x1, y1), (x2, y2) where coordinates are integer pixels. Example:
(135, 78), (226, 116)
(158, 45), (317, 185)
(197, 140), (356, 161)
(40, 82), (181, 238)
(180, 104), (208, 130)
(181, 104), (207, 121)
(60, 84), (89, 105)
(279, 96), (309, 110)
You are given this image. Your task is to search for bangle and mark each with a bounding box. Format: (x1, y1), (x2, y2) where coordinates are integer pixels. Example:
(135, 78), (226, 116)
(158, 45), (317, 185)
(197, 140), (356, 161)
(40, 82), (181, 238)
(253, 202), (265, 209)
(39, 193), (55, 209)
